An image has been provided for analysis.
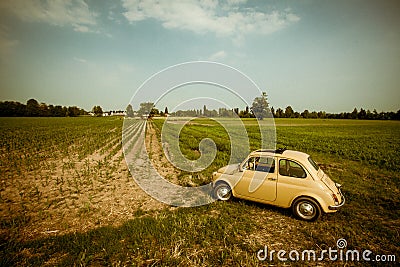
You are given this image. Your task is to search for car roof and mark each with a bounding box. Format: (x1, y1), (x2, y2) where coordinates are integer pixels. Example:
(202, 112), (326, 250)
(249, 149), (310, 162)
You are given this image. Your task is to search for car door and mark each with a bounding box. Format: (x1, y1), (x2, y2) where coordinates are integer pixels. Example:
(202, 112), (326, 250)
(234, 156), (277, 202)
(276, 158), (312, 204)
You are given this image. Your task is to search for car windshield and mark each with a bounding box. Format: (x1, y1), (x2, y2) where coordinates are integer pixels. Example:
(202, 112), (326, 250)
(308, 156), (320, 171)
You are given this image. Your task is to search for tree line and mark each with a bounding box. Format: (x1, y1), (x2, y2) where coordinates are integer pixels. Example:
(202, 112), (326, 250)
(157, 105), (399, 120)
(0, 99), (104, 117)
(1, 97), (398, 120)
(271, 106), (400, 120)
(132, 93), (400, 120)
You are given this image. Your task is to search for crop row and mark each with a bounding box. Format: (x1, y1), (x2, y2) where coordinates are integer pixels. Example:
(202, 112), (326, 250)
(0, 117), (123, 174)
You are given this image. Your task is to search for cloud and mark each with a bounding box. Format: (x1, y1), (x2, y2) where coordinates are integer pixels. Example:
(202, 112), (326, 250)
(208, 50), (227, 61)
(74, 25), (90, 33)
(73, 57), (87, 63)
(121, 0), (300, 41)
(0, 0), (98, 32)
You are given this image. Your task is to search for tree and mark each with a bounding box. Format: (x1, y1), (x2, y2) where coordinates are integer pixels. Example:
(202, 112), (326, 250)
(351, 108), (358, 119)
(239, 106), (252, 118)
(309, 111), (318, 118)
(164, 107), (169, 115)
(126, 104), (134, 117)
(275, 108), (283, 118)
(317, 111), (326, 119)
(0, 101), (25, 116)
(250, 92), (270, 120)
(150, 108), (159, 117)
(92, 106), (103, 117)
(396, 109), (400, 120)
(138, 102), (154, 116)
(39, 102), (49, 116)
(358, 108), (366, 120)
(26, 98), (39, 116)
(53, 105), (65, 117)
(284, 106), (294, 118)
(69, 106), (81, 117)
(203, 105), (208, 117)
(301, 109), (310, 118)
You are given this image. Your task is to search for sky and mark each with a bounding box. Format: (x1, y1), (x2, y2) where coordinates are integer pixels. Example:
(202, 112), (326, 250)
(0, 0), (399, 113)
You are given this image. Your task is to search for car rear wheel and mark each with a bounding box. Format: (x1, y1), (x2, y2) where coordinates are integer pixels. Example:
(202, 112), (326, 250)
(292, 197), (321, 221)
(214, 183), (232, 201)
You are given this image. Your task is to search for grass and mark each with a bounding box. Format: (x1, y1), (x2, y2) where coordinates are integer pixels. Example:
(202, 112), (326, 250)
(2, 202), (262, 266)
(1, 117), (399, 266)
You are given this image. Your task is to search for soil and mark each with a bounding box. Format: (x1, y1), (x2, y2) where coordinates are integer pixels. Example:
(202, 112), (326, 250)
(1, 122), (173, 241)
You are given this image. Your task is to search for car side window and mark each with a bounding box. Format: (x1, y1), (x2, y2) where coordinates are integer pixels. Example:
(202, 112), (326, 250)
(243, 157), (275, 173)
(279, 159), (306, 178)
(255, 157), (275, 173)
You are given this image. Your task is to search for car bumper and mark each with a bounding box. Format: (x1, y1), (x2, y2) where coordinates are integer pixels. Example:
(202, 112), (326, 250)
(328, 186), (345, 210)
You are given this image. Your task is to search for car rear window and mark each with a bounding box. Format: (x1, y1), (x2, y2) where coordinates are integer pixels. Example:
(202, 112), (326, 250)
(308, 156), (320, 171)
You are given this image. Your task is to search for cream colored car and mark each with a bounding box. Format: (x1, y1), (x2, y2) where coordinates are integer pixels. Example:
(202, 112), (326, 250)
(212, 149), (345, 221)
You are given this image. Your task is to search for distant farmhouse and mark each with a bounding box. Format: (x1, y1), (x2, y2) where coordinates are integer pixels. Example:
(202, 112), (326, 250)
(89, 110), (126, 116)
(104, 110), (126, 116)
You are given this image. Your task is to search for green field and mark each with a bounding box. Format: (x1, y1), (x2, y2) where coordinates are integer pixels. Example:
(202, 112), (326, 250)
(1, 117), (399, 266)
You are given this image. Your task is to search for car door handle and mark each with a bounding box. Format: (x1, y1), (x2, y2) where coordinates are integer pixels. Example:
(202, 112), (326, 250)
(268, 178), (277, 181)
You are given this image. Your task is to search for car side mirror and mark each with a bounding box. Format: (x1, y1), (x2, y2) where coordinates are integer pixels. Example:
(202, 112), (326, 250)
(238, 163), (243, 172)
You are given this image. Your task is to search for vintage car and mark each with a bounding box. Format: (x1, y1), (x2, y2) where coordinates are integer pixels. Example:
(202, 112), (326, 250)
(212, 149), (345, 221)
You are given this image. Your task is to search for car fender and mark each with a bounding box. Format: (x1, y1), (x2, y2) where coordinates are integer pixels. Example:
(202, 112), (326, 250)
(289, 191), (333, 213)
(213, 177), (240, 197)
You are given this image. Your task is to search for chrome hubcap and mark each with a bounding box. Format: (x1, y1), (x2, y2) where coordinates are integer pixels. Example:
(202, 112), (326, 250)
(217, 187), (230, 200)
(299, 202), (314, 216)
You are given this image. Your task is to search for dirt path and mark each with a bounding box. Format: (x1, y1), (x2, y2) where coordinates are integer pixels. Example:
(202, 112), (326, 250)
(145, 120), (181, 184)
(123, 119), (214, 207)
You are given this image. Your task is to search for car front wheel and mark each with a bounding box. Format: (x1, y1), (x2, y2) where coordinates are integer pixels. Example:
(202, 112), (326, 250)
(292, 197), (321, 221)
(214, 183), (232, 201)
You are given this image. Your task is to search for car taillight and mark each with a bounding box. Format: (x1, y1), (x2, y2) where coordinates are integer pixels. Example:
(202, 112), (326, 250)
(332, 193), (339, 204)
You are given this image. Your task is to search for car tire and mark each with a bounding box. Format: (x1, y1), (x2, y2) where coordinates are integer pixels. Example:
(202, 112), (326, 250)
(292, 197), (321, 221)
(214, 183), (232, 201)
